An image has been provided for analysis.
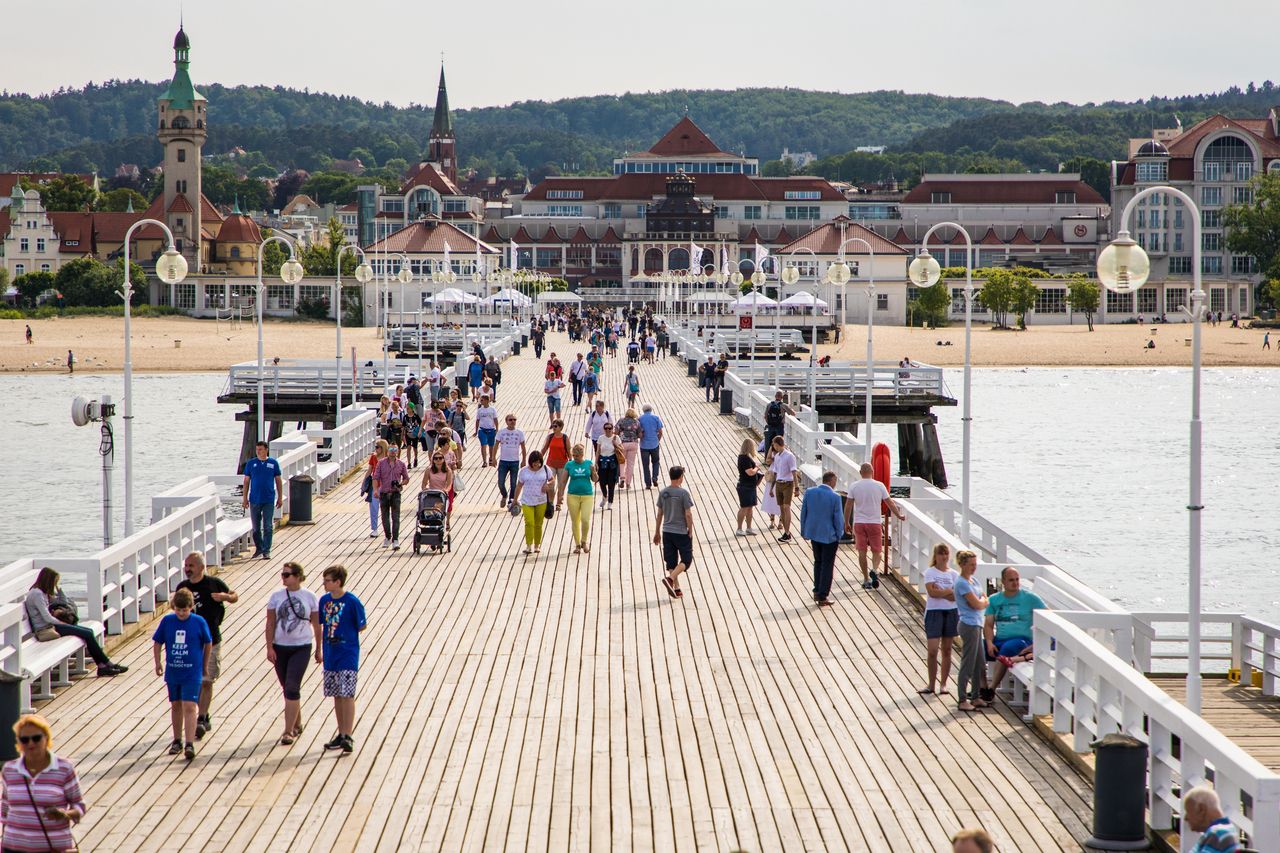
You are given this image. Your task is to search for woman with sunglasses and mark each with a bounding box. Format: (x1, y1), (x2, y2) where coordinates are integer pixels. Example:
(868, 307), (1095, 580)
(2, 714), (86, 853)
(422, 450), (455, 526)
(594, 422), (624, 510)
(265, 562), (322, 746)
(512, 451), (553, 555)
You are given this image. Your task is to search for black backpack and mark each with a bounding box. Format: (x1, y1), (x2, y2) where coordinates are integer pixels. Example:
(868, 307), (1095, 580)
(766, 401), (784, 429)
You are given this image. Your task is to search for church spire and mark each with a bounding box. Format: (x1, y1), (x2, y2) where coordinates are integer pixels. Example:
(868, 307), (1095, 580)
(431, 64), (453, 138)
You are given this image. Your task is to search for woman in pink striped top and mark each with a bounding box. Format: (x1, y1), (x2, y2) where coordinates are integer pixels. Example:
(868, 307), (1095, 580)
(1, 714), (85, 853)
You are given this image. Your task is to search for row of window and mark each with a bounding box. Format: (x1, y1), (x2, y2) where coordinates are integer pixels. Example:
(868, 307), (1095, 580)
(615, 161), (756, 175)
(848, 203), (900, 220)
(9, 263), (53, 276)
(15, 238), (47, 252)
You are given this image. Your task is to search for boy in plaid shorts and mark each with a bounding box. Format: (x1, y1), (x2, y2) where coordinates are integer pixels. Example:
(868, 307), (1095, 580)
(319, 565), (367, 754)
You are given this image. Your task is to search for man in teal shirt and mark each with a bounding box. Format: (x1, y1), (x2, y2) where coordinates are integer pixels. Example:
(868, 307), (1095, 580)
(983, 567), (1046, 693)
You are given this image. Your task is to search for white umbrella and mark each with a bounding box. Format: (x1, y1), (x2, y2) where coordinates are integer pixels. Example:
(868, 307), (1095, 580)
(425, 287), (480, 305)
(687, 290), (734, 303)
(779, 291), (829, 309)
(484, 287), (533, 306)
(536, 291), (583, 304)
(730, 292), (777, 310)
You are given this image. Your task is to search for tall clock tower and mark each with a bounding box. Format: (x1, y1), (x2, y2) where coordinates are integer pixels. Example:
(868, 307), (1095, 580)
(156, 25), (207, 266)
(428, 64), (456, 183)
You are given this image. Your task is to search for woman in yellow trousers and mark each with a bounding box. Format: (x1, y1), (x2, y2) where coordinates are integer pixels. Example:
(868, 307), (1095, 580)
(513, 451), (553, 554)
(563, 444), (598, 553)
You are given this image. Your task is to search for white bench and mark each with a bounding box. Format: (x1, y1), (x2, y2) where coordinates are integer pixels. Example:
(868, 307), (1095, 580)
(153, 480), (253, 565)
(988, 654), (1035, 711)
(734, 406), (751, 426)
(16, 609), (105, 712)
(316, 461), (341, 494)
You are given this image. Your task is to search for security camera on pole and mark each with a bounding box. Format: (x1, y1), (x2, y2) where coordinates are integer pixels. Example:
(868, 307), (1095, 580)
(72, 395), (117, 548)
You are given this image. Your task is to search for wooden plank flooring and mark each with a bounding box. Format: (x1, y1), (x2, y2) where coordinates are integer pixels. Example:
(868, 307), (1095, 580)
(36, 333), (1095, 851)
(1150, 676), (1280, 773)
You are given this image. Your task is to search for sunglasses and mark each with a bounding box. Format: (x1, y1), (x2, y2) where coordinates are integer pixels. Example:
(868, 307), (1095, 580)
(281, 571), (297, 578)
(18, 734), (45, 744)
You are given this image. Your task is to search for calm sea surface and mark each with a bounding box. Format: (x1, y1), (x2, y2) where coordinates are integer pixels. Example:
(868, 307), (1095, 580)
(1, 368), (1277, 622)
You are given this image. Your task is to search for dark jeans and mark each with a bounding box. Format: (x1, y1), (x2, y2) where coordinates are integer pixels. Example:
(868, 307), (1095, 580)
(534, 341), (544, 358)
(598, 458), (618, 503)
(497, 460), (520, 501)
(570, 377), (583, 405)
(712, 375), (724, 402)
(640, 447), (661, 488)
(380, 490), (402, 540)
(54, 623), (110, 667)
(811, 540), (838, 601)
(249, 502), (274, 554)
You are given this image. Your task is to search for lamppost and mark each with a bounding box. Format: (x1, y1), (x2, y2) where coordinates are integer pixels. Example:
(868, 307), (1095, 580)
(908, 222), (974, 543)
(825, 236), (877, 460)
(120, 219), (188, 536)
(255, 234), (305, 443)
(781, 246), (819, 408)
(334, 245), (372, 416)
(433, 261), (459, 349)
(1099, 185), (1205, 713)
(386, 254), (412, 386)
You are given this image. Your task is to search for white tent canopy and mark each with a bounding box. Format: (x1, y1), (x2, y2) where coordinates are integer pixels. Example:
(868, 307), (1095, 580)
(779, 291), (829, 309)
(536, 291), (583, 304)
(730, 292), (778, 310)
(483, 287), (533, 306)
(687, 290), (734, 303)
(424, 287), (480, 305)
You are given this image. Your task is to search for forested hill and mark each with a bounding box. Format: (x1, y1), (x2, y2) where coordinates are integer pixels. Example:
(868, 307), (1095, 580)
(2, 79), (1278, 181)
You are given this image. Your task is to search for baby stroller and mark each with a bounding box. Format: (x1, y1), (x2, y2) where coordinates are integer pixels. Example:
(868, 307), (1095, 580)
(413, 489), (451, 554)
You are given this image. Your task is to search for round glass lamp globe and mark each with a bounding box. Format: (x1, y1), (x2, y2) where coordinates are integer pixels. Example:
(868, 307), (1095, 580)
(907, 254), (942, 288)
(471, 272), (482, 284)
(826, 261), (850, 285)
(781, 266), (800, 285)
(730, 272), (744, 287)
(751, 270), (766, 287)
(280, 258), (305, 285)
(353, 262), (374, 284)
(1096, 238), (1151, 294)
(396, 266), (413, 284)
(155, 248), (188, 285)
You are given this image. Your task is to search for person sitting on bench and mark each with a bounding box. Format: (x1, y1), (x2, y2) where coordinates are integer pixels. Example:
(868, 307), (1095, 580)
(983, 567), (1045, 696)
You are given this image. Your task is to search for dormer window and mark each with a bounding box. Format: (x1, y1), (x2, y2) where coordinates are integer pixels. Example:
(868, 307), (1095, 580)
(930, 192), (951, 204)
(1055, 191), (1076, 204)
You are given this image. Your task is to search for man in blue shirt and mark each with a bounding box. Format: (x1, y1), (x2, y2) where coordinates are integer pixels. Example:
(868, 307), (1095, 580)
(1184, 785), (1241, 853)
(319, 564), (367, 754)
(637, 403), (664, 490)
(467, 355), (485, 397)
(800, 471), (845, 606)
(983, 567), (1047, 693)
(242, 441), (283, 560)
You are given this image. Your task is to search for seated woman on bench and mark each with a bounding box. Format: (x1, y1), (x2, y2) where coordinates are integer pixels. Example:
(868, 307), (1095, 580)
(26, 568), (128, 677)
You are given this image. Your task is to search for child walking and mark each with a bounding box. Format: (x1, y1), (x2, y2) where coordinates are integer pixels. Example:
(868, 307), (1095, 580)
(152, 588), (212, 760)
(319, 565), (367, 754)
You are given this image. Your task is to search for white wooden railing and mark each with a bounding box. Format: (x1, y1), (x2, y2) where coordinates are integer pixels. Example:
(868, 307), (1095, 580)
(1031, 611), (1280, 852)
(307, 407), (377, 476)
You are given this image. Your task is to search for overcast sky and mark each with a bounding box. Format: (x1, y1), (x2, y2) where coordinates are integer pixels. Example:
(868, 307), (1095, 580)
(6, 0), (1278, 109)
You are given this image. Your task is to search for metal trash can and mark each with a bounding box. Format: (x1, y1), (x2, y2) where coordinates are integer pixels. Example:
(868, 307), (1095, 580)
(289, 475), (316, 525)
(521, 333), (529, 347)
(719, 388), (734, 415)
(512, 340), (521, 355)
(0, 671), (20, 761)
(670, 341), (679, 357)
(456, 374), (468, 397)
(687, 357), (697, 377)
(1086, 733), (1150, 850)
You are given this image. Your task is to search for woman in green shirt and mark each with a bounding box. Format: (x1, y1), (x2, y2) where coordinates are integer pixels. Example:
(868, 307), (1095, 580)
(564, 443), (598, 554)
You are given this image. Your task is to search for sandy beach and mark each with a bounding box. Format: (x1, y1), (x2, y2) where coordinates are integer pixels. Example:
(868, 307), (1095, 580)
(2, 316), (1277, 372)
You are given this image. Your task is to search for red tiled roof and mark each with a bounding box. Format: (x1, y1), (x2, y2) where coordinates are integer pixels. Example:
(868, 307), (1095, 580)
(777, 219), (907, 256)
(48, 212), (95, 253)
(167, 194), (194, 214)
(399, 162), (461, 196)
(0, 211), (10, 240)
(200, 194), (224, 223)
(1165, 114), (1280, 158)
(216, 213), (263, 244)
(743, 226), (763, 245)
(524, 173), (843, 203)
(891, 226), (912, 245)
(482, 226), (502, 244)
(947, 230), (968, 245)
(538, 226), (563, 244)
(643, 117), (733, 157)
(902, 177), (1105, 205)
(599, 226), (622, 243)
(90, 211), (146, 244)
(1008, 227), (1034, 246)
(338, 202), (359, 212)
(773, 226), (792, 245)
(568, 226), (592, 243)
(1038, 226), (1064, 246)
(979, 227), (1004, 246)
(510, 226), (535, 244)
(364, 218), (498, 255)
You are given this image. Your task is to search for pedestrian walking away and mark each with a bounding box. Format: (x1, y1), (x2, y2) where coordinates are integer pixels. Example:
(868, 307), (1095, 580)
(176, 552), (239, 739)
(153, 588), (213, 760)
(843, 462), (905, 588)
(800, 471), (844, 606)
(565, 443), (598, 553)
(638, 403), (664, 489)
(319, 565), (367, 755)
(615, 408), (641, 489)
(243, 441), (283, 560)
(763, 391), (792, 450)
(373, 445), (410, 549)
(361, 440), (389, 538)
(266, 562), (321, 746)
(654, 465), (695, 599)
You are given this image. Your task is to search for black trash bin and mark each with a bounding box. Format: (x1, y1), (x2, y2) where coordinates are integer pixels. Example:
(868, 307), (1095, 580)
(687, 357), (697, 377)
(670, 341), (679, 357)
(512, 340), (521, 356)
(719, 387), (734, 415)
(456, 374), (468, 397)
(289, 475), (316, 525)
(0, 671), (20, 761)
(1086, 733), (1150, 850)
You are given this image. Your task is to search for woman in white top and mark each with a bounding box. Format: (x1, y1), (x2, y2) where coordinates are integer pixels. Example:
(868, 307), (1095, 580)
(593, 422), (624, 509)
(512, 451), (553, 554)
(921, 543), (960, 697)
(265, 561), (322, 745)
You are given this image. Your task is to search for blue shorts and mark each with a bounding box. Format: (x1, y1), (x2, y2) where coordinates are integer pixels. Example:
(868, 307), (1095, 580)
(924, 609), (960, 639)
(547, 397), (562, 413)
(478, 427), (497, 447)
(987, 637), (1033, 660)
(167, 680), (201, 703)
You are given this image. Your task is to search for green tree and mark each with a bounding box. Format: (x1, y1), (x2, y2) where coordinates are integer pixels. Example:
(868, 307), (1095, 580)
(910, 281), (952, 327)
(260, 230), (287, 276)
(13, 270), (55, 305)
(21, 174), (96, 211)
(1224, 173), (1280, 309)
(1062, 156), (1111, 201)
(98, 187), (147, 212)
(1010, 275), (1040, 329)
(54, 257), (142, 306)
(300, 218), (358, 277)
(1067, 279), (1101, 330)
(975, 269), (1016, 328)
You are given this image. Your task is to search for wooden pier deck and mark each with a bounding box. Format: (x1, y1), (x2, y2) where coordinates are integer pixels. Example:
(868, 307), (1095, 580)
(37, 334), (1094, 852)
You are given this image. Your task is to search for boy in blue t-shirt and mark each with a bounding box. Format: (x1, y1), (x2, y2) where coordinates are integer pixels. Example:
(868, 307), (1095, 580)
(319, 565), (367, 754)
(152, 588), (213, 760)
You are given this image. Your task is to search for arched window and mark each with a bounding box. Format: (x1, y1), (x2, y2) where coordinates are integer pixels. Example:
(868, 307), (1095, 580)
(171, 116), (191, 129)
(643, 247), (664, 274)
(667, 247), (690, 271)
(1203, 135), (1252, 162)
(1201, 134), (1255, 181)
(408, 187), (439, 217)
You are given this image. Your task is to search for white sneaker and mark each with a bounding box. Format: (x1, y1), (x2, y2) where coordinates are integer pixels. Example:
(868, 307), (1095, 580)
(392, 539), (400, 550)
(745, 528), (759, 536)
(369, 531), (377, 538)
(734, 529), (747, 537)
(381, 539), (390, 549)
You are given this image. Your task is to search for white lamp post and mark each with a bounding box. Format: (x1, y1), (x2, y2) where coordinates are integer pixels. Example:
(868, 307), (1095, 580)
(826, 237), (876, 459)
(335, 246), (372, 416)
(782, 246), (818, 410)
(1100, 185), (1204, 714)
(909, 222), (974, 543)
(120, 219), (187, 536)
(255, 235), (304, 443)
(386, 254), (411, 387)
